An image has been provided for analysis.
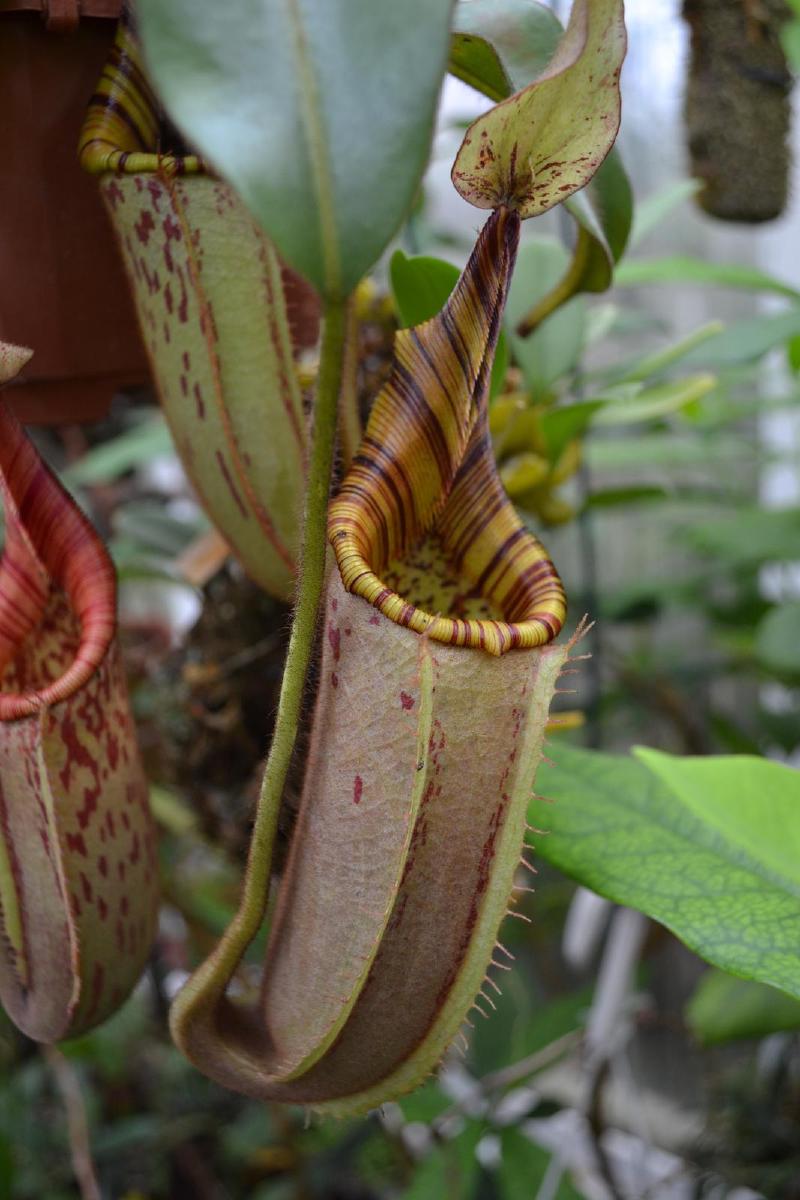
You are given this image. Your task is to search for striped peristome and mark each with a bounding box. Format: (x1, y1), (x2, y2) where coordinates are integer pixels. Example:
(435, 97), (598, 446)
(329, 207), (567, 655)
(0, 346), (158, 1042)
(80, 16), (308, 603)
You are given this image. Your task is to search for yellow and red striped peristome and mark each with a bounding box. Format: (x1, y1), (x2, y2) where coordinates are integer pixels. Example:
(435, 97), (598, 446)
(330, 206), (567, 654)
(0, 344), (158, 1042)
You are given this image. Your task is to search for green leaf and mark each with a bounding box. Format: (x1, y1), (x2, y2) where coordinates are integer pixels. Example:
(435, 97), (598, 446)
(628, 178), (702, 249)
(682, 507), (800, 569)
(756, 602), (800, 677)
(390, 250), (508, 398)
(500, 1129), (582, 1200)
(591, 373), (716, 425)
(637, 747), (800, 891)
(608, 322), (724, 384)
(584, 484), (669, 509)
(534, 743), (800, 999)
(135, 0), (453, 297)
(450, 0), (563, 98)
(587, 431), (750, 472)
(517, 150), (633, 336)
(539, 400), (604, 459)
(615, 255), (800, 300)
(506, 239), (587, 392)
(62, 414), (173, 486)
(679, 309), (800, 368)
(401, 1123), (483, 1200)
(452, 0), (626, 218)
(449, 1), (632, 333)
(687, 968), (800, 1045)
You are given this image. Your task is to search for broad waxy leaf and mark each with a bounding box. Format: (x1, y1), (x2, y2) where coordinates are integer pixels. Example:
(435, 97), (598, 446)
(170, 209), (572, 1112)
(535, 744), (800, 999)
(0, 346), (158, 1042)
(80, 23), (307, 602)
(134, 0), (453, 297)
(451, 0), (626, 219)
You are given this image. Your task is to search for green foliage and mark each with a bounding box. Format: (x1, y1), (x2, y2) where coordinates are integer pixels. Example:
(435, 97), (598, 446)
(452, 0), (626, 219)
(135, 0), (452, 296)
(450, 0), (562, 98)
(755, 601), (800, 678)
(687, 968), (800, 1045)
(616, 254), (800, 300)
(627, 178), (702, 248)
(535, 744), (800, 999)
(500, 1130), (582, 1200)
(505, 239), (588, 392)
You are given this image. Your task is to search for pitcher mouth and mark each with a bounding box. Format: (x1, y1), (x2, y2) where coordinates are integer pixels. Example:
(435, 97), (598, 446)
(0, 400), (116, 722)
(329, 207), (566, 657)
(79, 13), (204, 178)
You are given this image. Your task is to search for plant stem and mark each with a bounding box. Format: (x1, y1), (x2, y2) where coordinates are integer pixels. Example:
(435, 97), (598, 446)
(243, 295), (347, 914)
(175, 298), (347, 992)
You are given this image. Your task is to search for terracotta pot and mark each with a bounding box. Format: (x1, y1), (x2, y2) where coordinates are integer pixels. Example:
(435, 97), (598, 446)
(0, 2), (149, 424)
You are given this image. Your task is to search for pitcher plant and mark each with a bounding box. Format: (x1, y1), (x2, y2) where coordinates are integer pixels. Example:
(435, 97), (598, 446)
(0, 344), (158, 1042)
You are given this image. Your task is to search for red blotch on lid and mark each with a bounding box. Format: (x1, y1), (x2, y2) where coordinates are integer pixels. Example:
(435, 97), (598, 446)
(400, 691), (415, 711)
(353, 775), (363, 805)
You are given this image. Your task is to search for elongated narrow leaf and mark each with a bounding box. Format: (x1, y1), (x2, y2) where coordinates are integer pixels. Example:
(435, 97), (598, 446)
(452, 0), (626, 218)
(134, 0), (453, 297)
(615, 255), (800, 300)
(535, 744), (800, 999)
(170, 209), (573, 1112)
(0, 348), (158, 1042)
(80, 23), (308, 601)
(628, 179), (702, 248)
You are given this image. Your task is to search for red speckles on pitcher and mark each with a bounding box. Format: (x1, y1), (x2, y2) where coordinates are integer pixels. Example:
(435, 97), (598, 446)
(0, 348), (158, 1043)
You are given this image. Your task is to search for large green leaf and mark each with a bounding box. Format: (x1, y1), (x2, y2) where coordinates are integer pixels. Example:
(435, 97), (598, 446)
(450, 0), (562, 99)
(756, 602), (800, 677)
(534, 744), (800, 999)
(687, 968), (800, 1045)
(452, 0), (626, 218)
(135, 0), (453, 297)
